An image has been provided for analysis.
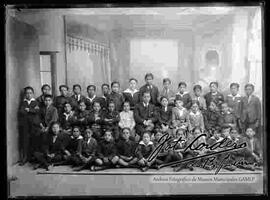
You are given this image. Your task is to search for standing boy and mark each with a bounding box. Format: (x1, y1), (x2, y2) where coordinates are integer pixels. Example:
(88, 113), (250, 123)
(36, 84), (51, 109)
(107, 81), (125, 112)
(54, 85), (74, 116)
(139, 73), (159, 106)
(122, 78), (140, 110)
(71, 84), (86, 111)
(175, 82), (192, 109)
(158, 78), (175, 106)
(204, 82), (224, 109)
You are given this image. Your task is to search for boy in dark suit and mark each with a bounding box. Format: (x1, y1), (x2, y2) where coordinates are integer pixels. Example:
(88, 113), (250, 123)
(240, 84), (261, 135)
(88, 101), (104, 141)
(175, 82), (192, 109)
(36, 84), (51, 109)
(18, 86), (41, 165)
(73, 101), (90, 130)
(71, 84), (86, 111)
(204, 101), (221, 136)
(204, 82), (224, 109)
(40, 94), (58, 133)
(59, 102), (76, 134)
(54, 85), (74, 116)
(107, 81), (125, 112)
(156, 96), (173, 134)
(122, 78), (140, 110)
(117, 128), (138, 167)
(134, 91), (158, 138)
(218, 102), (237, 130)
(139, 73), (159, 106)
(100, 83), (110, 109)
(85, 85), (101, 111)
(158, 78), (175, 106)
(191, 85), (207, 111)
(103, 101), (121, 141)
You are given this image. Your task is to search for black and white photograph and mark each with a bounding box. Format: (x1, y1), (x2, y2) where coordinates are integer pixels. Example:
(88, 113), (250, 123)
(6, 4), (266, 196)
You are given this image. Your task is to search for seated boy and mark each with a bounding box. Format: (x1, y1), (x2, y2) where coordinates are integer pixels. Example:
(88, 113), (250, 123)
(135, 131), (156, 172)
(204, 82), (224, 109)
(93, 129), (119, 171)
(175, 82), (192, 109)
(134, 91), (157, 138)
(74, 101), (90, 130)
(103, 101), (121, 141)
(204, 101), (221, 136)
(188, 101), (205, 133)
(117, 128), (138, 167)
(156, 96), (173, 135)
(73, 128), (98, 171)
(191, 84), (207, 111)
(59, 102), (76, 134)
(40, 94), (58, 133)
(172, 98), (189, 135)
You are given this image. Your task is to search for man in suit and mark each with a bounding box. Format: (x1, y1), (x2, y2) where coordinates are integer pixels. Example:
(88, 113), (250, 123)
(134, 91), (158, 138)
(240, 83), (261, 135)
(139, 73), (159, 106)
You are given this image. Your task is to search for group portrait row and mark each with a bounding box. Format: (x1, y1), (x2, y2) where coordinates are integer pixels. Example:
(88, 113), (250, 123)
(18, 72), (263, 172)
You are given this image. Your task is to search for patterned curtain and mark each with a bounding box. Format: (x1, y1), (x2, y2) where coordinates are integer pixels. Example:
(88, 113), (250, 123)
(66, 35), (111, 95)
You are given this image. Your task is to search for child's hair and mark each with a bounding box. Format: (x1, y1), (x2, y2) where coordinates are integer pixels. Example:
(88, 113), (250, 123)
(160, 96), (169, 102)
(101, 83), (110, 89)
(44, 94), (53, 100)
(87, 85), (96, 91)
(174, 97), (183, 104)
(245, 83), (255, 90)
(145, 73), (154, 80)
(24, 86), (34, 93)
(78, 100), (86, 105)
(193, 84), (202, 91)
(129, 78), (138, 83)
(41, 84), (51, 91)
(111, 81), (120, 88)
(230, 83), (240, 89)
(163, 78), (171, 84)
(143, 131), (151, 138)
(176, 128), (186, 137)
(108, 100), (115, 106)
(104, 128), (113, 136)
(59, 85), (69, 91)
(193, 127), (202, 133)
(221, 125), (231, 132)
(209, 82), (218, 88)
(73, 84), (81, 90)
(84, 127), (93, 136)
(191, 100), (199, 106)
(122, 127), (131, 133)
(93, 101), (101, 106)
(142, 91), (151, 96)
(64, 102), (72, 108)
(72, 126), (81, 131)
(49, 121), (61, 133)
(178, 82), (187, 88)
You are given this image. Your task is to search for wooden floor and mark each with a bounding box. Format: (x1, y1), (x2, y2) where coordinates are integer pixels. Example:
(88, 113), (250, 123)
(8, 163), (265, 197)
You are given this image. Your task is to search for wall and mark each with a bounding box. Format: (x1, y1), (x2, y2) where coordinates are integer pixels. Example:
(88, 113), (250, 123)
(6, 17), (41, 171)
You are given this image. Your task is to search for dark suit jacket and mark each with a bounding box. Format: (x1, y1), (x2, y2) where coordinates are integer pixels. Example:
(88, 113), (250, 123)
(139, 84), (159, 106)
(40, 105), (58, 128)
(157, 106), (173, 126)
(19, 99), (41, 126)
(54, 95), (75, 115)
(204, 92), (224, 108)
(107, 92), (125, 112)
(42, 132), (66, 155)
(84, 96), (103, 111)
(71, 94), (86, 111)
(240, 95), (261, 124)
(122, 90), (140, 110)
(242, 136), (262, 157)
(175, 92), (192, 109)
(134, 102), (157, 125)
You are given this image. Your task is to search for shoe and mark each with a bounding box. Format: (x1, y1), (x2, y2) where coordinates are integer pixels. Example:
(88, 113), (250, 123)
(188, 166), (194, 171)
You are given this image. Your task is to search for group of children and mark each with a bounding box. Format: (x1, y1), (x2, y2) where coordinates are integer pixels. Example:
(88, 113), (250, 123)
(18, 73), (263, 172)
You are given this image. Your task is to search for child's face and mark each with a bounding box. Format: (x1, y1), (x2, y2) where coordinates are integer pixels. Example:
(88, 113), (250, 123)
(60, 87), (68, 96)
(143, 133), (151, 144)
(52, 124), (60, 135)
(129, 80), (137, 90)
(87, 87), (96, 97)
(104, 132), (112, 141)
(64, 103), (72, 113)
(93, 102), (101, 112)
(230, 85), (239, 96)
(73, 128), (80, 138)
(161, 98), (169, 107)
(214, 131), (221, 139)
(84, 129), (92, 139)
(79, 102), (86, 111)
(25, 89), (33, 100)
(123, 102), (130, 112)
(122, 129), (130, 141)
(175, 100), (183, 109)
(210, 84), (218, 93)
(108, 103), (115, 112)
(246, 128), (255, 138)
(42, 86), (51, 95)
(155, 132), (163, 141)
(191, 103), (199, 113)
(44, 97), (52, 107)
(112, 84), (119, 93)
(245, 86), (254, 96)
(209, 102), (216, 111)
(143, 93), (151, 104)
(222, 129), (231, 138)
(194, 129), (201, 136)
(221, 104), (229, 113)
(176, 130), (185, 139)
(194, 88), (201, 96)
(102, 86), (109, 95)
(178, 85), (186, 94)
(145, 76), (153, 85)
(163, 81), (170, 89)
(73, 86), (81, 95)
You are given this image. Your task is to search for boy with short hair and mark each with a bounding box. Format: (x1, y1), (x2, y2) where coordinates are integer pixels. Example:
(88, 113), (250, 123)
(73, 101), (90, 130)
(36, 84), (51, 109)
(156, 96), (173, 134)
(134, 91), (157, 138)
(103, 101), (121, 141)
(85, 85), (100, 111)
(218, 102), (237, 129)
(117, 128), (138, 167)
(19, 86), (41, 165)
(88, 101), (104, 141)
(159, 78), (175, 106)
(139, 73), (159, 106)
(40, 94), (58, 133)
(54, 85), (74, 116)
(175, 82), (192, 109)
(172, 98), (189, 134)
(191, 84), (207, 111)
(71, 84), (86, 111)
(107, 81), (125, 112)
(122, 78), (140, 110)
(59, 102), (76, 134)
(188, 101), (205, 132)
(204, 82), (224, 109)
(100, 84), (110, 109)
(204, 101), (221, 136)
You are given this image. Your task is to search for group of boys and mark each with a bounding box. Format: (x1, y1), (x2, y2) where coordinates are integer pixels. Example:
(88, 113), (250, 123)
(18, 73), (263, 172)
